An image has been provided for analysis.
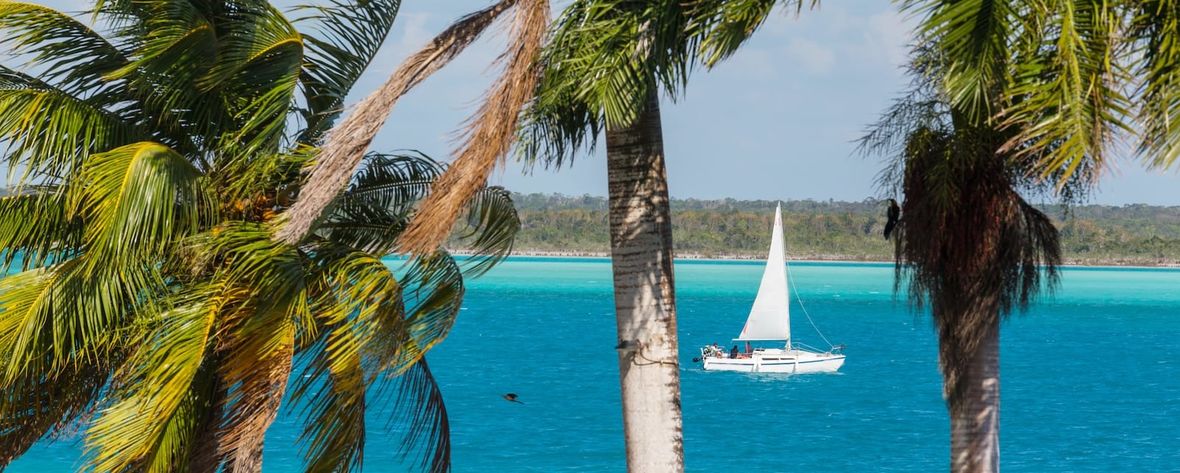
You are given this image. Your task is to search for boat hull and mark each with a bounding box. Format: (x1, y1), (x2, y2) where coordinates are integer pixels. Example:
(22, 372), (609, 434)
(702, 349), (844, 374)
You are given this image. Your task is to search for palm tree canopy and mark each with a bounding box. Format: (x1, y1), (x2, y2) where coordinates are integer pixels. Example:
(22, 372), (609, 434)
(901, 0), (1180, 180)
(0, 1), (519, 471)
(516, 0), (817, 168)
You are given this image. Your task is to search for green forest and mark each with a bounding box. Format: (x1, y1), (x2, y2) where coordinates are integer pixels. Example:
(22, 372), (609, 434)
(502, 193), (1180, 265)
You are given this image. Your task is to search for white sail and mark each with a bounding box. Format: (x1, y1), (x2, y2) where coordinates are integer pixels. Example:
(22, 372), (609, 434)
(737, 204), (791, 342)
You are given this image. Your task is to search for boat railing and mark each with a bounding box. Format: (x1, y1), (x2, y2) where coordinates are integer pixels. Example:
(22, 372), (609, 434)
(793, 341), (844, 354)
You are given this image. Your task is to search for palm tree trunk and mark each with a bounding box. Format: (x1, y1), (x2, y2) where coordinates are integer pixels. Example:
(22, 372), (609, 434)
(604, 89), (684, 473)
(949, 324), (1000, 473)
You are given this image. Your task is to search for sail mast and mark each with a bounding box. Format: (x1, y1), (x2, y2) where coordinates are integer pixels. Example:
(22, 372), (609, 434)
(736, 203), (791, 345)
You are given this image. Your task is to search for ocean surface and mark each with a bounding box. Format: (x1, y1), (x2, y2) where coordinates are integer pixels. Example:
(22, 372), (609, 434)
(10, 258), (1180, 472)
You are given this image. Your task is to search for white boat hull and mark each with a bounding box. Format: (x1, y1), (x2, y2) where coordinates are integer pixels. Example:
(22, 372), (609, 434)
(702, 348), (844, 374)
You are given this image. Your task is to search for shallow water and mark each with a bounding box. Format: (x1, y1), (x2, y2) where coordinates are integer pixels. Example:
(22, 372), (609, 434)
(11, 258), (1180, 471)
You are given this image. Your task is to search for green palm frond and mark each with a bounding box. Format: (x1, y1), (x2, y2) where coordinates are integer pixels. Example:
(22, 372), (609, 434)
(0, 1), (128, 97)
(693, 0), (817, 67)
(517, 0), (705, 168)
(84, 286), (219, 473)
(0, 267), (58, 385)
(902, 0), (1020, 123)
(1003, 1), (1131, 184)
(293, 249), (407, 472)
(456, 186), (520, 276)
(387, 358), (450, 473)
(399, 252), (464, 360)
(0, 67), (141, 181)
(1130, 1), (1180, 168)
(320, 152), (443, 254)
(0, 188), (83, 271)
(294, 0), (402, 144)
(202, 3), (303, 159)
(106, 1), (219, 145)
(71, 142), (208, 271)
(294, 331), (367, 473)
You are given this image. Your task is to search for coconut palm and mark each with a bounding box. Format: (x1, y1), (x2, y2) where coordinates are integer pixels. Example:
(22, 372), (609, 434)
(510, 1), (815, 470)
(0, 1), (519, 471)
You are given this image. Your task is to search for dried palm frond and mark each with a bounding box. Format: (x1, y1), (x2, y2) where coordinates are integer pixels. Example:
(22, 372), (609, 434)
(396, 0), (548, 257)
(276, 0), (518, 245)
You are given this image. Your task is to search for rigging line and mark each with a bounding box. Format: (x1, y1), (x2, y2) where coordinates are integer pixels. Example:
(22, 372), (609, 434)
(785, 260), (834, 349)
(781, 222), (835, 349)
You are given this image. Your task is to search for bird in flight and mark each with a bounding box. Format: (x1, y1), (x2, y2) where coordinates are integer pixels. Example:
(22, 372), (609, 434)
(502, 393), (524, 404)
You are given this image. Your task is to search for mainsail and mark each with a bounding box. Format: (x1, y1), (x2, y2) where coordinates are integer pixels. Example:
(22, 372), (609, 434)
(736, 203), (791, 342)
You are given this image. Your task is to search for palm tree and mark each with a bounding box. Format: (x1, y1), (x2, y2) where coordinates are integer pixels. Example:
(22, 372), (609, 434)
(862, 48), (1084, 471)
(0, 1), (519, 471)
(512, 1), (815, 470)
(903, 0), (1180, 178)
(885, 4), (1180, 469)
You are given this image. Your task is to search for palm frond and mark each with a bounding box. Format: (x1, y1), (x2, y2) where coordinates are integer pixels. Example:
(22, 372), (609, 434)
(0, 361), (110, 468)
(294, 0), (403, 144)
(902, 0), (1020, 123)
(70, 142), (208, 273)
(397, 0), (547, 258)
(202, 3), (304, 160)
(1002, 1), (1131, 184)
(454, 186), (520, 276)
(1130, 1), (1180, 168)
(398, 252), (464, 362)
(84, 286), (220, 473)
(275, 0), (514, 246)
(693, 0), (816, 67)
(516, 0), (699, 168)
(0, 188), (83, 272)
(0, 1), (128, 98)
(0, 67), (141, 182)
(388, 358), (450, 473)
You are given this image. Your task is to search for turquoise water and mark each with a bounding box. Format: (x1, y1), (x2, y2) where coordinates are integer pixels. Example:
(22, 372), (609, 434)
(10, 258), (1180, 471)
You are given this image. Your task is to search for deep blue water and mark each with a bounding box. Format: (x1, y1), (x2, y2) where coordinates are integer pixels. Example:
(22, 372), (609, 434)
(10, 258), (1180, 471)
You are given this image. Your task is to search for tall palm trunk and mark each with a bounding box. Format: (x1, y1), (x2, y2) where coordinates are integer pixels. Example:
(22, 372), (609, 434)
(604, 89), (684, 472)
(949, 323), (1000, 473)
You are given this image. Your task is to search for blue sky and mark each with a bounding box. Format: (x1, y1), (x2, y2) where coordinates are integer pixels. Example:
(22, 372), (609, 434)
(359, 1), (1179, 205)
(23, 0), (1180, 205)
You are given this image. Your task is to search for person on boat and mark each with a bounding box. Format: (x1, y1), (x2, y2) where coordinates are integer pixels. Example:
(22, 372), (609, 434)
(730, 345), (739, 359)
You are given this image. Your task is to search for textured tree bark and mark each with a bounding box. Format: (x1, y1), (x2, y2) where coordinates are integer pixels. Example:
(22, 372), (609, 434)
(604, 89), (685, 473)
(949, 324), (1000, 473)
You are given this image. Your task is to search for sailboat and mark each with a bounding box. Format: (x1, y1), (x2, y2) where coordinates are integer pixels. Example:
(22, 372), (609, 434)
(698, 203), (845, 373)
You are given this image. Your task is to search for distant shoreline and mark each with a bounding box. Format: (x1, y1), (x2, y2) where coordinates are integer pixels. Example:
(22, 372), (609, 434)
(455, 249), (1180, 268)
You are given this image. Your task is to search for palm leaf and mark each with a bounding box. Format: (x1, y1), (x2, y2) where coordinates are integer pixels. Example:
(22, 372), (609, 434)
(276, 0), (515, 246)
(0, 188), (83, 272)
(454, 186), (520, 276)
(201, 3), (304, 160)
(70, 141), (208, 273)
(0, 67), (141, 182)
(396, 0), (547, 258)
(293, 0), (403, 144)
(84, 286), (220, 473)
(0, 1), (128, 98)
(1130, 1), (1180, 168)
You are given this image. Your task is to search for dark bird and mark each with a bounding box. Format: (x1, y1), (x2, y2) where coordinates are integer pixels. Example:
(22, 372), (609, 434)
(883, 198), (901, 239)
(502, 393), (524, 404)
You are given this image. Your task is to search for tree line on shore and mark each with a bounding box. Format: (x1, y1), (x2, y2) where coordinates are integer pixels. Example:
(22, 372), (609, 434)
(503, 193), (1180, 265)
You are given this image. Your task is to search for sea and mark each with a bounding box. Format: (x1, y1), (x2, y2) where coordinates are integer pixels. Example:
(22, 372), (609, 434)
(9, 258), (1180, 472)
